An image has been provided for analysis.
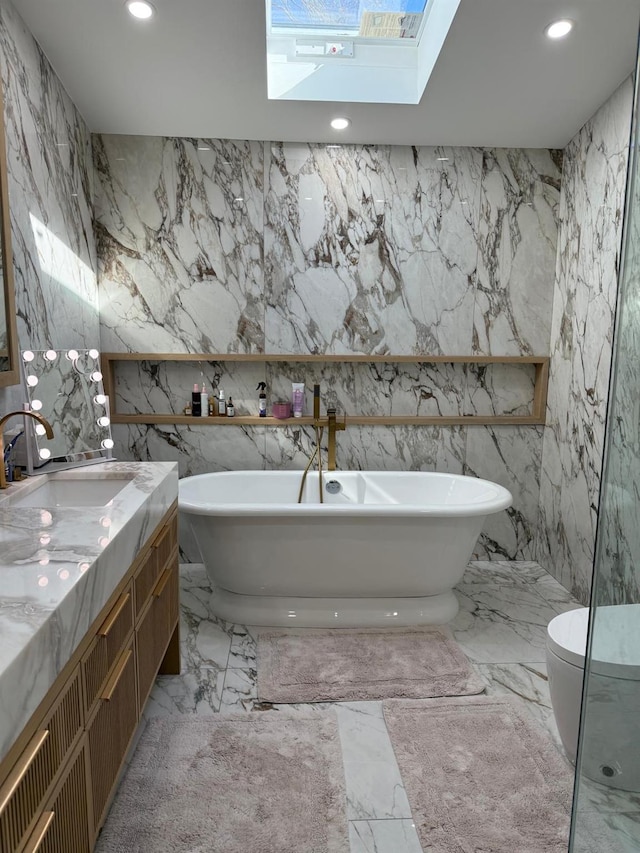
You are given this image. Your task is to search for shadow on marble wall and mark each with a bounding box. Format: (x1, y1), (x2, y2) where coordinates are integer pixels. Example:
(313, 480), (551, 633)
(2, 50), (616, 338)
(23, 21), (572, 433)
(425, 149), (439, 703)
(0, 0), (99, 417)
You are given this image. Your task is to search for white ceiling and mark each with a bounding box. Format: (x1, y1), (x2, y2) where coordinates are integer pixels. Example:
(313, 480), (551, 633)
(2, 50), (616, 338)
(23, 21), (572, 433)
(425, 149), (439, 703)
(10, 0), (640, 147)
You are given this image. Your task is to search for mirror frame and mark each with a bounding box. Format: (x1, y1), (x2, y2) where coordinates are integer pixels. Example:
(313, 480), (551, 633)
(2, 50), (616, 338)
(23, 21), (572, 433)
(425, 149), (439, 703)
(0, 80), (19, 388)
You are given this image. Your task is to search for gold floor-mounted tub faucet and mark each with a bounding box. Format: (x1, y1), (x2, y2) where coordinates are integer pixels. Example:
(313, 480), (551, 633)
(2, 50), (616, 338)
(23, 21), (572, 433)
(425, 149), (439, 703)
(297, 385), (347, 503)
(0, 410), (54, 489)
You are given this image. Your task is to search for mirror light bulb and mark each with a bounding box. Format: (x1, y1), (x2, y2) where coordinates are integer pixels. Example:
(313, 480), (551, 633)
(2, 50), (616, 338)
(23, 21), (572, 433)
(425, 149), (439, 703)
(94, 394), (107, 405)
(91, 371), (103, 382)
(31, 399), (43, 411)
(22, 350), (34, 362)
(101, 438), (114, 450)
(97, 416), (110, 427)
(35, 424), (47, 436)
(66, 349), (79, 361)
(89, 349), (99, 359)
(26, 375), (39, 387)
(39, 448), (51, 460)
(44, 350), (57, 361)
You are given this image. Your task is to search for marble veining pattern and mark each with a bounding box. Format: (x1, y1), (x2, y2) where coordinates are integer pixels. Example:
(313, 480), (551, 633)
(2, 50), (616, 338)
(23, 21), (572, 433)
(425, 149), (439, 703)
(0, 0), (99, 416)
(0, 461), (178, 763)
(94, 135), (264, 354)
(95, 136), (562, 561)
(121, 559), (636, 853)
(592, 82), (640, 607)
(537, 78), (634, 602)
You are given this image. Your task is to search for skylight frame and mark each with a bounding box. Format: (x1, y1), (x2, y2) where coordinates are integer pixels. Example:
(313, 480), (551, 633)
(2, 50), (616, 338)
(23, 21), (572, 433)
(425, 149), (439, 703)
(266, 0), (461, 105)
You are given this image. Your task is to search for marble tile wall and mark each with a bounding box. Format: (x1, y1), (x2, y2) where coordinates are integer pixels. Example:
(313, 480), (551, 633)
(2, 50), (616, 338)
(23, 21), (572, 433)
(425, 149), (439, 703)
(537, 78), (634, 603)
(96, 137), (561, 560)
(0, 0), (98, 413)
(592, 77), (640, 607)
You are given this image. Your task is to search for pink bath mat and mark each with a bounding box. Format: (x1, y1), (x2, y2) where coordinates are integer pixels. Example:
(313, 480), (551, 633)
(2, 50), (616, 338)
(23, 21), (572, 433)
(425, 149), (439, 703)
(256, 626), (485, 703)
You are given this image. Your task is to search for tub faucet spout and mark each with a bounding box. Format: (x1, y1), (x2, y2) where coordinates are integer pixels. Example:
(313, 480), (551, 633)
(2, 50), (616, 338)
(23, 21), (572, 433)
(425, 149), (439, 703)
(0, 410), (54, 489)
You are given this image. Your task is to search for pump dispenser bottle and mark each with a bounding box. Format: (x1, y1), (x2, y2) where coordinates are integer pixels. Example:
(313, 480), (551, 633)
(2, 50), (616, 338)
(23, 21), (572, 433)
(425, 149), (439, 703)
(217, 389), (226, 416)
(200, 384), (208, 418)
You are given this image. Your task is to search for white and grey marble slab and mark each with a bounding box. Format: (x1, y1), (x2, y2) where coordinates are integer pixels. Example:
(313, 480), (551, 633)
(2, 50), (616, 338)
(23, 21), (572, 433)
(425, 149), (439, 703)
(537, 77), (634, 602)
(0, 461), (178, 762)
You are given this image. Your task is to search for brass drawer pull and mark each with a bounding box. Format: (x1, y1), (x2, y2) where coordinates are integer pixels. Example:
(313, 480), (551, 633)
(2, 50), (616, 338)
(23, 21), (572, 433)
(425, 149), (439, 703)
(0, 729), (49, 816)
(99, 592), (131, 637)
(23, 810), (55, 853)
(100, 649), (132, 702)
(152, 567), (172, 599)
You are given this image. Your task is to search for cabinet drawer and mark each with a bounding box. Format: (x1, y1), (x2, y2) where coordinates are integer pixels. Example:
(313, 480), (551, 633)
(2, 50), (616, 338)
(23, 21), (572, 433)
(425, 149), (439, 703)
(82, 586), (134, 715)
(137, 561), (179, 709)
(0, 668), (83, 853)
(133, 514), (178, 618)
(28, 741), (90, 853)
(87, 642), (138, 835)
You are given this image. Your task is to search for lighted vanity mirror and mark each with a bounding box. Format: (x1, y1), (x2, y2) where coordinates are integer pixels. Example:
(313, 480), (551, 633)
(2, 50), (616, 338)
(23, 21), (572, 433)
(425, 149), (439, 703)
(0, 81), (19, 387)
(20, 348), (114, 474)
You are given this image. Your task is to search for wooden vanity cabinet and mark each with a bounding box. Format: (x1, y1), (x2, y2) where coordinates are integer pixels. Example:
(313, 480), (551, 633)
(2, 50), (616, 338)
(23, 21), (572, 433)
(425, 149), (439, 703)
(0, 503), (179, 853)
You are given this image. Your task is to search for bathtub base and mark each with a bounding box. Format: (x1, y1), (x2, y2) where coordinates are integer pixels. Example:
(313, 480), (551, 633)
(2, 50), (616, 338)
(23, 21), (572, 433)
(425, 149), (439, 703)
(210, 584), (460, 628)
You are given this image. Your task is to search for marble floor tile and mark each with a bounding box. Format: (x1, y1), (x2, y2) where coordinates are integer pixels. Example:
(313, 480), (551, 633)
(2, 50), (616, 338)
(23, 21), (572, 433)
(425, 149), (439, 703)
(219, 667), (258, 713)
(534, 574), (584, 614)
(145, 669), (225, 716)
(452, 582), (559, 663)
(335, 702), (397, 764)
(180, 612), (231, 672)
(576, 777), (640, 816)
(343, 760), (413, 821)
(572, 809), (640, 853)
(464, 560), (548, 587)
(227, 624), (257, 669)
(349, 819), (425, 853)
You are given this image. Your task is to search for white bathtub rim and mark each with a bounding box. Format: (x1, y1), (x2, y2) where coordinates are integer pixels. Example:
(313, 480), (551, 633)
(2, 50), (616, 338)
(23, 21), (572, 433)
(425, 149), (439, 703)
(179, 470), (513, 518)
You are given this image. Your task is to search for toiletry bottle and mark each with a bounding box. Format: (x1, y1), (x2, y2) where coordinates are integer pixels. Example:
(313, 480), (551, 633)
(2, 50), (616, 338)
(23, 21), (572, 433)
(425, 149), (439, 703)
(257, 382), (267, 417)
(227, 396), (235, 417)
(200, 383), (208, 417)
(208, 395), (217, 416)
(218, 388), (226, 416)
(292, 382), (305, 418)
(192, 383), (201, 417)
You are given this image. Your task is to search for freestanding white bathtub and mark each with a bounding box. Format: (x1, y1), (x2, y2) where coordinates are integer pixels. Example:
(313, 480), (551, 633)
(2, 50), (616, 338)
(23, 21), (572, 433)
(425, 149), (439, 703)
(179, 470), (512, 628)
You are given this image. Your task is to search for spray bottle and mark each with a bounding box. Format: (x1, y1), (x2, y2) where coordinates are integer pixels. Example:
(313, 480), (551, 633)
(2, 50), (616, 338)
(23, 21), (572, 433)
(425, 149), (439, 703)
(257, 382), (267, 417)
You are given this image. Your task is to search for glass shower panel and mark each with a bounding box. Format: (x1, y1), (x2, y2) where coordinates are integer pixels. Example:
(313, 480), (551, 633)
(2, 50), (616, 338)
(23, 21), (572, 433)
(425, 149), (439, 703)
(570, 63), (640, 853)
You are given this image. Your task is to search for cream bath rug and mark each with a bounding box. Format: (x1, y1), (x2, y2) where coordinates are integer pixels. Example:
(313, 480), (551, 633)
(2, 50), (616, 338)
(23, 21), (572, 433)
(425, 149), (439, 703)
(96, 712), (349, 853)
(257, 626), (484, 703)
(383, 695), (572, 853)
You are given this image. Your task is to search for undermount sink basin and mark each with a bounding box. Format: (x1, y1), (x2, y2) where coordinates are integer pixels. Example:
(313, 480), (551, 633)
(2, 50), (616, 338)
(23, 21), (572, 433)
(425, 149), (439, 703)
(9, 476), (133, 508)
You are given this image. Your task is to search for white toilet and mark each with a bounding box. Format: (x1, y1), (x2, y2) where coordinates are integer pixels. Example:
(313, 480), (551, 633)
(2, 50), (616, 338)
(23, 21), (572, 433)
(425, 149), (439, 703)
(546, 604), (640, 792)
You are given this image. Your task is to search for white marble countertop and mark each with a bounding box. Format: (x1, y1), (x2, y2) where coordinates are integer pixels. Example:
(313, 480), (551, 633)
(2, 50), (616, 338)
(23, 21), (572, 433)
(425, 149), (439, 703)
(0, 461), (179, 764)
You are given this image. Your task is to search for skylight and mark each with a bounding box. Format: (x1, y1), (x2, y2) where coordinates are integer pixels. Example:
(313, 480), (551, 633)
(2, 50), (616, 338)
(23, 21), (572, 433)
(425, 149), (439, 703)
(266, 0), (461, 104)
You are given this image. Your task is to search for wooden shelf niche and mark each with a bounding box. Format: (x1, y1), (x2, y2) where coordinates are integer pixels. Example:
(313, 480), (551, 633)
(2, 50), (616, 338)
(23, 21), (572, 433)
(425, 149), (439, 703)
(101, 352), (550, 427)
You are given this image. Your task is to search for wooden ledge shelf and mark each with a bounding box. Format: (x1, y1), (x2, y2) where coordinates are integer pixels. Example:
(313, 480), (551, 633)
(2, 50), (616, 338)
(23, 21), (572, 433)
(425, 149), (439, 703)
(112, 414), (544, 427)
(103, 352), (548, 365)
(102, 352), (549, 428)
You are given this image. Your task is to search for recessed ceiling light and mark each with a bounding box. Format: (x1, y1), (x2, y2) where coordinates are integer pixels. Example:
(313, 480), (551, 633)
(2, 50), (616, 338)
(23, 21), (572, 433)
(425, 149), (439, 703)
(330, 117), (351, 131)
(545, 19), (574, 39)
(126, 1), (155, 20)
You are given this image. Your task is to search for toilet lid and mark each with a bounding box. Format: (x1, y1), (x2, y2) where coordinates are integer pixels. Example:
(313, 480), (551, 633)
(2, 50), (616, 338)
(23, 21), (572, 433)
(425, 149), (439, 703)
(547, 604), (640, 679)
